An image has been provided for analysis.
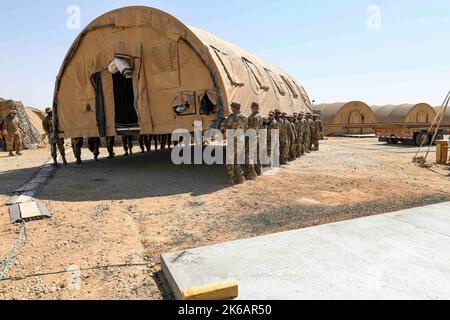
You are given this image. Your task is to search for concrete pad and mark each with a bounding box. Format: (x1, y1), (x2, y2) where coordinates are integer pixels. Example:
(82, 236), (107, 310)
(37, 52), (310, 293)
(161, 202), (450, 300)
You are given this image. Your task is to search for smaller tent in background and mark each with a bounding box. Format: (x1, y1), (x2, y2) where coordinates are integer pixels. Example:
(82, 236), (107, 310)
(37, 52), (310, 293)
(313, 101), (376, 136)
(372, 103), (436, 124)
(433, 105), (450, 126)
(0, 98), (45, 150)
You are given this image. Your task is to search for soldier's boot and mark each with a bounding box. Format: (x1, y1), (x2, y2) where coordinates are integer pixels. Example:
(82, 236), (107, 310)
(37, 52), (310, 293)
(16, 151), (22, 156)
(94, 154), (99, 162)
(255, 165), (262, 176)
(9, 151), (14, 157)
(76, 157), (82, 165)
(108, 153), (115, 160)
(245, 166), (258, 180)
(52, 156), (59, 167)
(62, 155), (68, 166)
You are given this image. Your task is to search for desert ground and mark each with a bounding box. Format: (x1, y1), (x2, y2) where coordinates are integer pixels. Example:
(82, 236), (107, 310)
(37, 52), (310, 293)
(1, 137), (449, 300)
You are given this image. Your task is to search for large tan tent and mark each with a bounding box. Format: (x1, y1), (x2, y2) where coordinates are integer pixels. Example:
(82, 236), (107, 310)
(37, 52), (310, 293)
(313, 101), (376, 136)
(25, 107), (47, 146)
(372, 103), (436, 124)
(0, 99), (43, 149)
(54, 6), (312, 139)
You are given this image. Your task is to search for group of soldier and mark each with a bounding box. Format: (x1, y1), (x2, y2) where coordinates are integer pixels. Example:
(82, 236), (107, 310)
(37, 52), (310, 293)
(2, 105), (323, 180)
(221, 101), (323, 184)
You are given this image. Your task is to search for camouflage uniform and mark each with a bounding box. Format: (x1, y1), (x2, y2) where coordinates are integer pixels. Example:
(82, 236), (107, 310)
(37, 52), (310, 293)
(295, 114), (304, 158)
(284, 114), (295, 162)
(308, 115), (316, 151)
(262, 112), (278, 168)
(42, 109), (66, 166)
(3, 112), (22, 155)
(312, 116), (321, 151)
(222, 105), (248, 184)
(71, 138), (84, 164)
(275, 112), (288, 165)
(317, 118), (324, 140)
(287, 116), (298, 161)
(246, 111), (264, 178)
(304, 114), (312, 153)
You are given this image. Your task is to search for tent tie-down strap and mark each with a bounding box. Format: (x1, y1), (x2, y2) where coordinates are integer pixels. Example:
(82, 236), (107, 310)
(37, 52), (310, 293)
(0, 221), (29, 281)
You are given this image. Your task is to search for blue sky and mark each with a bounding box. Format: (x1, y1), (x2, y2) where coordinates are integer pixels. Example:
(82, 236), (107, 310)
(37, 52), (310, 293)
(0, 0), (449, 108)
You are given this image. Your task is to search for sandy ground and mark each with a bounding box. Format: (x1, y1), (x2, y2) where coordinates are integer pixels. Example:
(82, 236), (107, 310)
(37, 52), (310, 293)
(0, 137), (449, 300)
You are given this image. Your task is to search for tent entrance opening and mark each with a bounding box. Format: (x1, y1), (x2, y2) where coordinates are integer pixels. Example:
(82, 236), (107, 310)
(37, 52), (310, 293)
(112, 73), (139, 130)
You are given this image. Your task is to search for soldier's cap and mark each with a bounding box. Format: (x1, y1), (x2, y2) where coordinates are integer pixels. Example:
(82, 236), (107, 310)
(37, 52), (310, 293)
(9, 110), (17, 115)
(45, 107), (52, 114)
(274, 109), (281, 114)
(230, 101), (241, 108)
(293, 113), (298, 116)
(282, 112), (287, 116)
(268, 111), (275, 116)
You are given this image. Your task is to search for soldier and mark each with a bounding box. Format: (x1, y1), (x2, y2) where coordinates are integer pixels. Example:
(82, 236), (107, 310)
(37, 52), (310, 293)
(123, 136), (133, 156)
(2, 110), (24, 157)
(262, 111), (278, 168)
(106, 136), (116, 159)
(246, 102), (264, 179)
(317, 115), (324, 140)
(221, 101), (248, 184)
(71, 138), (84, 165)
(287, 114), (298, 161)
(42, 107), (67, 166)
(282, 113), (295, 162)
(304, 112), (312, 153)
(275, 110), (288, 165)
(308, 113), (317, 151)
(297, 112), (306, 157)
(88, 137), (101, 161)
(312, 114), (321, 151)
(139, 134), (151, 153)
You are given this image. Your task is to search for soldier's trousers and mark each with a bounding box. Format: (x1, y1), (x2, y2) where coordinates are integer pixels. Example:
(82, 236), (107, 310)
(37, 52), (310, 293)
(312, 136), (320, 151)
(71, 138), (84, 161)
(139, 135), (151, 152)
(297, 139), (303, 157)
(279, 140), (288, 165)
(88, 137), (101, 158)
(5, 132), (22, 152)
(245, 138), (258, 179)
(50, 138), (65, 160)
(123, 136), (133, 153)
(226, 138), (245, 182)
(304, 135), (311, 152)
(106, 137), (115, 157)
(290, 140), (299, 160)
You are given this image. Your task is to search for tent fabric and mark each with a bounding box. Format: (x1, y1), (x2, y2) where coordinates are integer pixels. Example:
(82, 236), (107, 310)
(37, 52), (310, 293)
(372, 103), (436, 124)
(0, 99), (43, 149)
(313, 101), (376, 135)
(54, 6), (312, 138)
(434, 105), (450, 126)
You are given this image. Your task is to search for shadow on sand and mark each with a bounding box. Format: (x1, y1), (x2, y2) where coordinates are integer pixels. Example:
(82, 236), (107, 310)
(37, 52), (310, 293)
(0, 148), (231, 202)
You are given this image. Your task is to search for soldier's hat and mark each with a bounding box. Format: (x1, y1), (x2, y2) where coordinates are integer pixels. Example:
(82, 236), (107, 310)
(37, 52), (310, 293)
(268, 111), (275, 116)
(231, 101), (241, 108)
(9, 109), (17, 115)
(274, 109), (281, 114)
(293, 113), (298, 116)
(45, 107), (52, 114)
(282, 112), (287, 116)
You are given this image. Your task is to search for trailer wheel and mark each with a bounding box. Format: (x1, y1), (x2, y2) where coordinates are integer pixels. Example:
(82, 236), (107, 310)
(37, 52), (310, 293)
(390, 138), (399, 144)
(415, 132), (429, 146)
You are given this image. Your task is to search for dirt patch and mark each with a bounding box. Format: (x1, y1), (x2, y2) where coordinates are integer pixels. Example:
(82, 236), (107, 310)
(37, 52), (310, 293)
(0, 138), (449, 300)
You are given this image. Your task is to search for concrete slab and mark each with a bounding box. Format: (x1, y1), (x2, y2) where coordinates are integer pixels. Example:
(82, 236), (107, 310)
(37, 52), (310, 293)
(161, 202), (450, 300)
